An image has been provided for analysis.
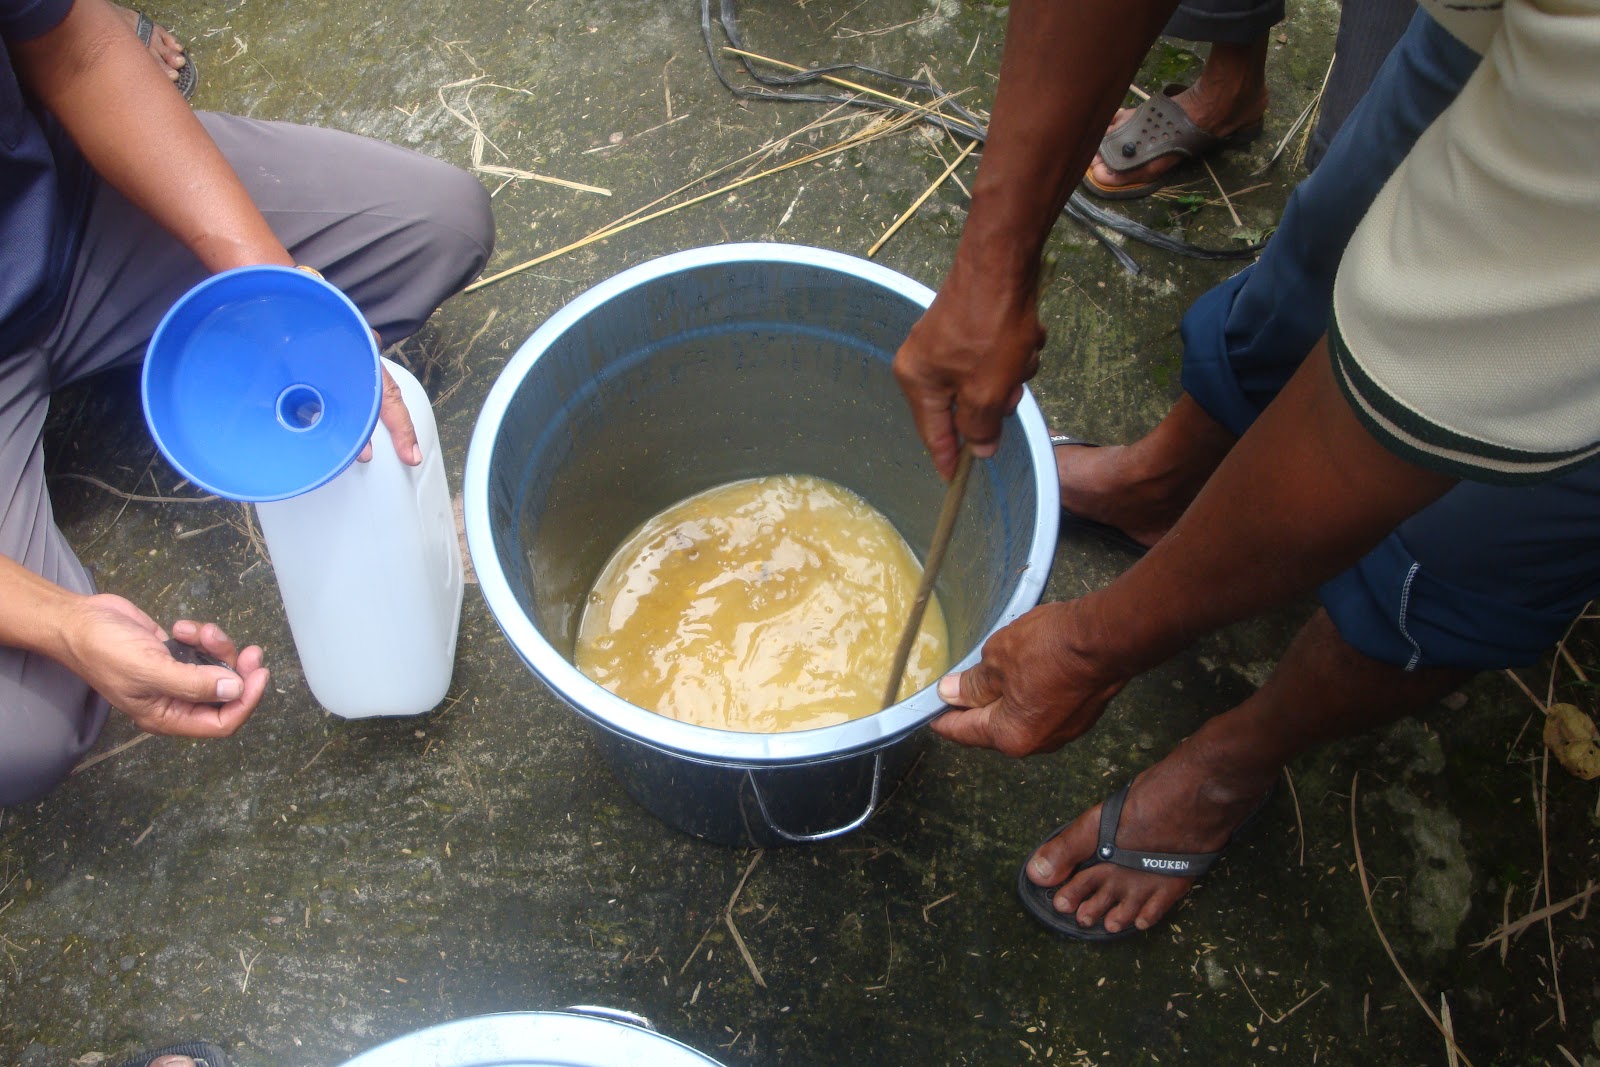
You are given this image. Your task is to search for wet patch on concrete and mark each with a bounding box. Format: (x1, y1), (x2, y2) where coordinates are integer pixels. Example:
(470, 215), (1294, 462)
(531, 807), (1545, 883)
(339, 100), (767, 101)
(1379, 784), (1474, 957)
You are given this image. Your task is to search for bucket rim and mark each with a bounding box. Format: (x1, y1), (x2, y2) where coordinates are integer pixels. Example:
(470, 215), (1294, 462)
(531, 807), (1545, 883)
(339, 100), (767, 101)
(463, 242), (1059, 766)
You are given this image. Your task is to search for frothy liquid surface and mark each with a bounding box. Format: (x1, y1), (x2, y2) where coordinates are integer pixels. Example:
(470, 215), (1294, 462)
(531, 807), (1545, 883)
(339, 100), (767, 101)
(575, 475), (949, 732)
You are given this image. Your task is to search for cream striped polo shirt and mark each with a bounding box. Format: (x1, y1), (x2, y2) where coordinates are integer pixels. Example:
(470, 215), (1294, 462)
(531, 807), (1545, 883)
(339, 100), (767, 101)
(1328, 0), (1600, 484)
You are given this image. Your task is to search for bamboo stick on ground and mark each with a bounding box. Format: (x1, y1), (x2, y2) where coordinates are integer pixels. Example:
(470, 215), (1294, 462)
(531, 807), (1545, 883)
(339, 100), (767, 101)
(867, 138), (978, 257)
(71, 732), (153, 775)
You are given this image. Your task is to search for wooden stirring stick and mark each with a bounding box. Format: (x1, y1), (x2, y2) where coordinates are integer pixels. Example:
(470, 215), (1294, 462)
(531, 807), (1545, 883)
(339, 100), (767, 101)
(880, 259), (1056, 709)
(880, 444), (975, 709)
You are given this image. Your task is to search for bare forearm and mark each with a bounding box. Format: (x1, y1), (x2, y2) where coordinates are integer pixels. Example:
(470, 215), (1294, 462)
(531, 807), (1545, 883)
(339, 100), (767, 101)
(13, 0), (290, 271)
(952, 0), (1179, 288)
(1084, 340), (1457, 674)
(0, 554), (80, 662)
(894, 0), (1181, 475)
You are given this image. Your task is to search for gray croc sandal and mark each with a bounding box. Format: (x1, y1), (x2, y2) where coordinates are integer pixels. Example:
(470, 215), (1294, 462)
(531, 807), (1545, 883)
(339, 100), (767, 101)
(1018, 779), (1275, 943)
(1084, 84), (1262, 201)
(1050, 434), (1149, 556)
(135, 11), (197, 101)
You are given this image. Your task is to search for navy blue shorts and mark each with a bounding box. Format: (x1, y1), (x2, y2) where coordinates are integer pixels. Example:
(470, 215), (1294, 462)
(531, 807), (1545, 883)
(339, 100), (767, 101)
(1179, 11), (1600, 671)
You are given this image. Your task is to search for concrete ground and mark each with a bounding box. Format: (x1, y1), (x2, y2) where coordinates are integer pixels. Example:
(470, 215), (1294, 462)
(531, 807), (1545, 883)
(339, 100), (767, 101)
(3, 0), (1598, 1064)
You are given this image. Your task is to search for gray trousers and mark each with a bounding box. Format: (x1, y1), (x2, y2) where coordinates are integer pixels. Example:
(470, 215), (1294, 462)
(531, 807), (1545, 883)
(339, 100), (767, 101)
(0, 113), (494, 806)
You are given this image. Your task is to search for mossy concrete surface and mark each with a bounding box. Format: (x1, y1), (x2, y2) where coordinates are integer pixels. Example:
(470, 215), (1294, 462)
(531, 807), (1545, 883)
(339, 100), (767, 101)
(4, 1), (1598, 1064)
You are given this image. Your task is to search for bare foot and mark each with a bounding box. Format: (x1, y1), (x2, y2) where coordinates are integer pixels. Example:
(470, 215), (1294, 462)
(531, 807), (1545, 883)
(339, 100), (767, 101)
(1086, 37), (1269, 194)
(1025, 734), (1277, 935)
(111, 4), (189, 84)
(1056, 395), (1236, 548)
(1023, 606), (1470, 936)
(1056, 442), (1178, 549)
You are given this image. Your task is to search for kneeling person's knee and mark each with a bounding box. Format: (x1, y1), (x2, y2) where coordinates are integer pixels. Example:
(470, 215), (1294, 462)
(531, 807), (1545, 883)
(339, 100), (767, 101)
(0, 659), (108, 807)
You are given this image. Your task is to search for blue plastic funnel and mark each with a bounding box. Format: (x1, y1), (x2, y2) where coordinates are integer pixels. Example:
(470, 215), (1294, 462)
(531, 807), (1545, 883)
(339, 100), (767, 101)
(142, 266), (381, 502)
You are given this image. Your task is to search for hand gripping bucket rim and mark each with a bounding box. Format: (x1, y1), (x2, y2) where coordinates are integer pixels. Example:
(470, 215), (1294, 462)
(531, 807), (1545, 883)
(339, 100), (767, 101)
(142, 264), (381, 503)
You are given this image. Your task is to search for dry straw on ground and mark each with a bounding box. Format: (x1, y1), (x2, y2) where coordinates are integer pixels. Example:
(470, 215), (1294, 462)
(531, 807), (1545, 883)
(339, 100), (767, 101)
(680, 850), (768, 989)
(438, 75), (610, 197)
(465, 96), (951, 292)
(464, 44), (989, 292)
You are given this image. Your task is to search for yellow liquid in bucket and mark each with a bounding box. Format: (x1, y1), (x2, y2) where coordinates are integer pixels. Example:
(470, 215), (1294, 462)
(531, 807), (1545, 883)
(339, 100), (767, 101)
(575, 475), (950, 732)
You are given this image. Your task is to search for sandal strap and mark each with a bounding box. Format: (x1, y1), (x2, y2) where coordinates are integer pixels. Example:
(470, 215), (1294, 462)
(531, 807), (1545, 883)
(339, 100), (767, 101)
(134, 11), (154, 47)
(1093, 781), (1224, 879)
(1098, 85), (1211, 175)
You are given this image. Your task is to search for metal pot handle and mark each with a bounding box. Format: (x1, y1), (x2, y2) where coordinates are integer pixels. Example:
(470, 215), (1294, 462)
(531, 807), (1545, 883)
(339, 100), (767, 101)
(746, 752), (884, 843)
(563, 1005), (657, 1031)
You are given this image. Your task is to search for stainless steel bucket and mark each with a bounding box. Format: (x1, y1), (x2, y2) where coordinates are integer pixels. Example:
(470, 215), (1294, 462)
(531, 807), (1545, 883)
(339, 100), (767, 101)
(465, 244), (1058, 846)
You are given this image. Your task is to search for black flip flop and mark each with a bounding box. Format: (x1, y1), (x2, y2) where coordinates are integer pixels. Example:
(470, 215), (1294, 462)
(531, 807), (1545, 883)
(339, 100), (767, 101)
(116, 1041), (233, 1067)
(135, 12), (197, 101)
(1017, 779), (1275, 943)
(1050, 434), (1150, 557)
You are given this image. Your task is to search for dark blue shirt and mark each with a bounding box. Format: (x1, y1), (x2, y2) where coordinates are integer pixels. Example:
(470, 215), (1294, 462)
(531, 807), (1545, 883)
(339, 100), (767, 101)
(2, 0), (88, 354)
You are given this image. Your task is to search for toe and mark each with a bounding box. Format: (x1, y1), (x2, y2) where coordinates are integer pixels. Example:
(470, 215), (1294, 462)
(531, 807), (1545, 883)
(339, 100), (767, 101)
(1103, 105), (1136, 137)
(1140, 878), (1192, 928)
(143, 17), (187, 68)
(1072, 881), (1120, 930)
(158, 42), (187, 70)
(1101, 885), (1156, 935)
(1134, 889), (1176, 931)
(1086, 153), (1124, 190)
(1026, 812), (1099, 887)
(1053, 861), (1109, 913)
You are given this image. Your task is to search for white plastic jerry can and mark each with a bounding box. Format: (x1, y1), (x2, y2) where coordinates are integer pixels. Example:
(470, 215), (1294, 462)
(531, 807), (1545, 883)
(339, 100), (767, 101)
(254, 359), (464, 718)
